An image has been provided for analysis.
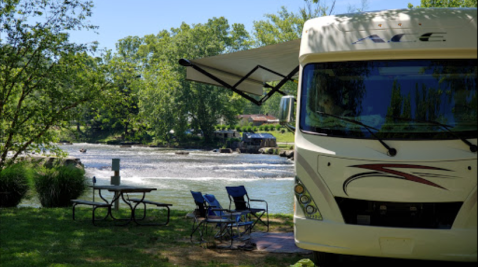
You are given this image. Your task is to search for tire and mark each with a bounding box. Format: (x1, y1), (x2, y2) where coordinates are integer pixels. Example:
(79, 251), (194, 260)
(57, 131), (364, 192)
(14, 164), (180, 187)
(312, 251), (339, 267)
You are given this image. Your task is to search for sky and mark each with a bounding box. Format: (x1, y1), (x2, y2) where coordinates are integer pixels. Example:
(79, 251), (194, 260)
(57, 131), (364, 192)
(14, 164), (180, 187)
(69, 0), (422, 52)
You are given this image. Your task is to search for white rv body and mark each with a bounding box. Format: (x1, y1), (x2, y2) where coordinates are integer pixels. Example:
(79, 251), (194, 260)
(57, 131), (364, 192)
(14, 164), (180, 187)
(180, 8), (477, 263)
(294, 8), (477, 262)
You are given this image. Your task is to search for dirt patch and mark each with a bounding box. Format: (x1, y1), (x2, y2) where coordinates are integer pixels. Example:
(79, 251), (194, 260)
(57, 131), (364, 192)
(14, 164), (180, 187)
(147, 246), (307, 267)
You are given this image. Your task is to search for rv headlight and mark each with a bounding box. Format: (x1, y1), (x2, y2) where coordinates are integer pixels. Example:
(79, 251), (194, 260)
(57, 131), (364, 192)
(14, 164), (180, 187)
(306, 205), (316, 214)
(300, 195), (310, 204)
(294, 177), (323, 221)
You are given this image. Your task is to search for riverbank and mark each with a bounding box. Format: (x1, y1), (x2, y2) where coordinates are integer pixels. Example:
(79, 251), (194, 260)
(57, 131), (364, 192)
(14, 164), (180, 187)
(0, 207), (307, 267)
(58, 128), (294, 153)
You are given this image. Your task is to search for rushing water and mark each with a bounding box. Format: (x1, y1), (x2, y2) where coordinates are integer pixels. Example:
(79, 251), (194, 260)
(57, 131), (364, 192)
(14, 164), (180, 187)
(20, 143), (295, 214)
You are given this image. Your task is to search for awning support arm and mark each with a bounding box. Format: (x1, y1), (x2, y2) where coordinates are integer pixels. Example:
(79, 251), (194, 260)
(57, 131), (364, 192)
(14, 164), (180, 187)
(258, 66), (299, 106)
(179, 59), (299, 106)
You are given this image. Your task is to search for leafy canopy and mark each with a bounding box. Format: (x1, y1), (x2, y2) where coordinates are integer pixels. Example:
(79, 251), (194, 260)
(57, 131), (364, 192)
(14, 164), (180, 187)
(408, 0), (477, 8)
(0, 0), (112, 169)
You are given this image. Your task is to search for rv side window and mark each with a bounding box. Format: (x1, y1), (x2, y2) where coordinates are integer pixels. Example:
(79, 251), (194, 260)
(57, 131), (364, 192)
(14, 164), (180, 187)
(300, 59), (477, 140)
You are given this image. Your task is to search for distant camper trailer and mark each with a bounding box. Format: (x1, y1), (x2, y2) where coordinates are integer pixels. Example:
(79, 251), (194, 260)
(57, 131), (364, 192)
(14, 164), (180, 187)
(214, 130), (241, 140)
(242, 132), (276, 147)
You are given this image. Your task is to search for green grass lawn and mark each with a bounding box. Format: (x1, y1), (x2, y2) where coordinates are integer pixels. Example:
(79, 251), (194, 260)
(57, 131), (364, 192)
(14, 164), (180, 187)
(0, 208), (307, 267)
(257, 131), (295, 144)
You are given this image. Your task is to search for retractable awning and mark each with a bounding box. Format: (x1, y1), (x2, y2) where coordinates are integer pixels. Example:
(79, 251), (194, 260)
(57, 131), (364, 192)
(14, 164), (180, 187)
(179, 39), (300, 105)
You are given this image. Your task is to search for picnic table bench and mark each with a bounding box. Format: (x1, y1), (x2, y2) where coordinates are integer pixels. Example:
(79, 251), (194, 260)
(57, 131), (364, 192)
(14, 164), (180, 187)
(128, 198), (173, 226)
(71, 185), (172, 226)
(71, 199), (112, 226)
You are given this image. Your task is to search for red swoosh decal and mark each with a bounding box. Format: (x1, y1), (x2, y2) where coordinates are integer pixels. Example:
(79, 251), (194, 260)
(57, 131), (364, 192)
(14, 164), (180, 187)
(350, 164), (449, 190)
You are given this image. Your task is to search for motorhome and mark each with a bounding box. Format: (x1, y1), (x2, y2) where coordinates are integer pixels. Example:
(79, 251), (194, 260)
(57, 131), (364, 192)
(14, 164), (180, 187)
(180, 8), (477, 265)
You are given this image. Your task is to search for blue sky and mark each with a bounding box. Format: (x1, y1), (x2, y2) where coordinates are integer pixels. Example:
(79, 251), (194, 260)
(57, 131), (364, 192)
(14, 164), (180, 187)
(70, 0), (421, 52)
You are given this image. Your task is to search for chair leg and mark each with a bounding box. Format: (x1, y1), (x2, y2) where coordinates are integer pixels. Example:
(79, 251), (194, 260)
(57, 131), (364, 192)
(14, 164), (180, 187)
(72, 203), (77, 221)
(191, 220), (205, 243)
(250, 211), (269, 232)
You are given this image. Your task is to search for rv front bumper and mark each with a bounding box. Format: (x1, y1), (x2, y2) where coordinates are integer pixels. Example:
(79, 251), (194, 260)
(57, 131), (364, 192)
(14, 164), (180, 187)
(294, 217), (477, 262)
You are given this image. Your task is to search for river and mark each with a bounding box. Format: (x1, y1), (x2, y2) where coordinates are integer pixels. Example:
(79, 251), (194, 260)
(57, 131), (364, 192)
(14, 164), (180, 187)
(20, 143), (295, 214)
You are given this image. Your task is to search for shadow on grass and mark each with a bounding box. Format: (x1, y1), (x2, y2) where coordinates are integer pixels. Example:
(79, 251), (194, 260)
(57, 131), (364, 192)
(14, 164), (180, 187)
(0, 208), (306, 267)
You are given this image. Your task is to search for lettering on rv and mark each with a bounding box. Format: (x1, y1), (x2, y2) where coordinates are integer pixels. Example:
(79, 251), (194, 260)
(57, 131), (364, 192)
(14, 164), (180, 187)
(352, 32), (447, 44)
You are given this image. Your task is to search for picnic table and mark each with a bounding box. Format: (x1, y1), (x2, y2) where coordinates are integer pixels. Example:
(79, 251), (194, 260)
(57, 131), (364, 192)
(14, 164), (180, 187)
(72, 184), (172, 226)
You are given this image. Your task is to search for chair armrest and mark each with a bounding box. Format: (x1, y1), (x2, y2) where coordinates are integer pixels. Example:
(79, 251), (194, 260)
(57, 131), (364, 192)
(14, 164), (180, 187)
(250, 199), (267, 203)
(211, 208), (230, 212)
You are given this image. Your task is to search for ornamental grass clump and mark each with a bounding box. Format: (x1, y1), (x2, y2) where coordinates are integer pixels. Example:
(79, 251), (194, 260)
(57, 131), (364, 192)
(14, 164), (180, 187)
(34, 164), (88, 208)
(0, 163), (33, 207)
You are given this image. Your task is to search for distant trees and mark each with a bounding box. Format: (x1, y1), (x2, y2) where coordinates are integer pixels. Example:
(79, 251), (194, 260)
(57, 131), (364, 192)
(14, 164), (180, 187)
(137, 18), (249, 143)
(408, 0), (477, 8)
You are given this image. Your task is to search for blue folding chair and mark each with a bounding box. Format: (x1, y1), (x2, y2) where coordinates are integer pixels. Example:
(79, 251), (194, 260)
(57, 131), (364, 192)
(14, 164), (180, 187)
(204, 194), (253, 238)
(190, 191), (236, 246)
(225, 185), (269, 232)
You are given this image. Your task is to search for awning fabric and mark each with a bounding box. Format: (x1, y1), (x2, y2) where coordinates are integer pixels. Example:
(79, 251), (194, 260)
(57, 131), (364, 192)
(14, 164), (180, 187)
(180, 39), (300, 98)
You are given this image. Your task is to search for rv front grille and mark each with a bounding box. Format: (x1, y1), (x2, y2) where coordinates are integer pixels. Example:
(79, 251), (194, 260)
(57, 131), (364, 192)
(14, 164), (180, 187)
(335, 197), (463, 229)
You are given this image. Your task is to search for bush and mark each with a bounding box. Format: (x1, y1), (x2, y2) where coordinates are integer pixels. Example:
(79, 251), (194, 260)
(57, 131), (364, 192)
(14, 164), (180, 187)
(275, 124), (281, 131)
(0, 163), (33, 207)
(34, 165), (88, 207)
(264, 125), (270, 131)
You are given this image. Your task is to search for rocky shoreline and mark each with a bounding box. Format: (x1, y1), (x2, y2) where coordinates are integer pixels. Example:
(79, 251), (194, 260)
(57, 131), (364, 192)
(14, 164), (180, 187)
(212, 147), (294, 159)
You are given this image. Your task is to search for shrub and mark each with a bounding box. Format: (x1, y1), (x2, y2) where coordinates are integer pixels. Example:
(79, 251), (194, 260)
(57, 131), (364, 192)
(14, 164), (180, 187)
(264, 125), (270, 131)
(236, 126), (242, 132)
(34, 164), (88, 207)
(275, 124), (281, 131)
(0, 163), (33, 207)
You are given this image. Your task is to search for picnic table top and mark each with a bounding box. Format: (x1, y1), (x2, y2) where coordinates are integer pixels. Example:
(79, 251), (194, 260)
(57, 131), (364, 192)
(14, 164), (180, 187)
(91, 185), (157, 193)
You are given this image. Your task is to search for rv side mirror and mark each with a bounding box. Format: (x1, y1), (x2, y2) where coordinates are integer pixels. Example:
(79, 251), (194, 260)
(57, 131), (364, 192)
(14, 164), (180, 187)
(279, 96), (296, 131)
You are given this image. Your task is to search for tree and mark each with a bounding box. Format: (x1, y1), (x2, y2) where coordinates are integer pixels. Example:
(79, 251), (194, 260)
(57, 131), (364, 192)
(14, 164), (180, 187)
(408, 0), (477, 8)
(299, 0), (337, 21)
(346, 0), (370, 13)
(247, 1), (339, 116)
(100, 38), (144, 141)
(0, 0), (111, 169)
(138, 18), (249, 144)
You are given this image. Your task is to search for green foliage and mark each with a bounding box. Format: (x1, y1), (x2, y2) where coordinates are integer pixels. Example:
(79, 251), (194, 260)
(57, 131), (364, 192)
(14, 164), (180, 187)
(409, 0), (477, 7)
(264, 125), (270, 131)
(0, 162), (33, 207)
(34, 165), (87, 208)
(134, 18), (250, 144)
(290, 258), (316, 267)
(0, 0), (112, 169)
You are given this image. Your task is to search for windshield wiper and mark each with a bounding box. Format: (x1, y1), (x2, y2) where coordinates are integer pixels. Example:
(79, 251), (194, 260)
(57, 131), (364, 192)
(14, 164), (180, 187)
(392, 117), (477, 153)
(316, 111), (397, 157)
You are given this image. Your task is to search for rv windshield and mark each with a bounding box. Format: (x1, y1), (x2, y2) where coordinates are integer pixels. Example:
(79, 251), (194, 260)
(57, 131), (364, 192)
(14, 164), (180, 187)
(300, 59), (477, 139)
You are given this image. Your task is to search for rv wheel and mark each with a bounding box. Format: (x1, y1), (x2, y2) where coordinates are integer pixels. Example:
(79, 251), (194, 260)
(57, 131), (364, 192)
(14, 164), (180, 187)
(312, 251), (339, 267)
